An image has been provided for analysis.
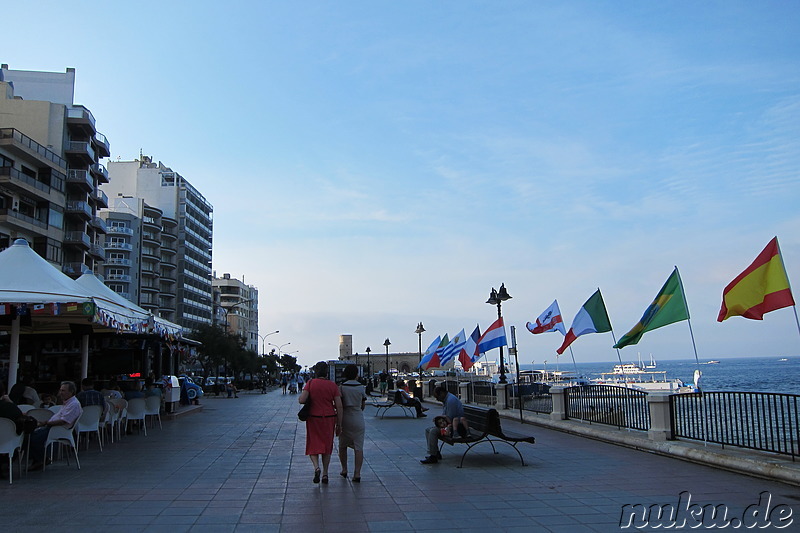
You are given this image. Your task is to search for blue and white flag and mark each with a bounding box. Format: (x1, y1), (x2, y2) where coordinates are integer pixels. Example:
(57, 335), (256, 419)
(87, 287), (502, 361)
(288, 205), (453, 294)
(459, 325), (482, 370)
(439, 329), (466, 367)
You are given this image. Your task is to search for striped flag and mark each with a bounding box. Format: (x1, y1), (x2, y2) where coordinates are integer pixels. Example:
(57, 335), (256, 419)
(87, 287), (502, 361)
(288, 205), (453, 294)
(459, 325), (482, 371)
(527, 300), (566, 335)
(557, 290), (612, 354)
(718, 237), (795, 321)
(439, 329), (466, 367)
(475, 317), (507, 355)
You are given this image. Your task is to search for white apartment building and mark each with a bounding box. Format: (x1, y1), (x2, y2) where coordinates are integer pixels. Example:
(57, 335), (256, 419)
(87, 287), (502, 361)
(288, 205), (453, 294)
(103, 156), (213, 332)
(212, 273), (259, 354)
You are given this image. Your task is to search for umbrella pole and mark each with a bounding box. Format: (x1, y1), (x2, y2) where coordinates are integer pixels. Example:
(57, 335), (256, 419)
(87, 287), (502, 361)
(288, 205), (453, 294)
(8, 315), (20, 390)
(81, 334), (90, 380)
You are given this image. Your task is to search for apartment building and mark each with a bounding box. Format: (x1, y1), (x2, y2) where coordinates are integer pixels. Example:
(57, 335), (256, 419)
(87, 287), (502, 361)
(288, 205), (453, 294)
(103, 156), (213, 332)
(0, 65), (109, 272)
(212, 273), (259, 354)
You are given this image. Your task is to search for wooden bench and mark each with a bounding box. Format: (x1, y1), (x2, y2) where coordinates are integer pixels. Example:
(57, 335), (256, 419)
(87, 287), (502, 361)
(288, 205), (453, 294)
(369, 390), (416, 419)
(438, 405), (535, 467)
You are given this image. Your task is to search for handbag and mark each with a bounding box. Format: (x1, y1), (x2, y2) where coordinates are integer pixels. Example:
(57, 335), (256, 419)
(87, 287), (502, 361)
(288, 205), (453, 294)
(298, 379), (312, 421)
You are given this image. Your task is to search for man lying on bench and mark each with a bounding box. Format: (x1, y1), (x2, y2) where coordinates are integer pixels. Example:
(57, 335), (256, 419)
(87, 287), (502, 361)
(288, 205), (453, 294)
(395, 380), (428, 418)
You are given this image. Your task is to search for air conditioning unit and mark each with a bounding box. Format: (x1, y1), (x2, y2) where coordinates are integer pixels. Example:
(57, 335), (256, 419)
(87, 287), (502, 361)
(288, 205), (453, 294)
(11, 195), (19, 211)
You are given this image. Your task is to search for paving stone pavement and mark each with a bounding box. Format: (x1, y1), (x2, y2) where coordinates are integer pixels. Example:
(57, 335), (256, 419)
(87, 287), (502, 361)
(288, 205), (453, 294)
(1, 388), (799, 532)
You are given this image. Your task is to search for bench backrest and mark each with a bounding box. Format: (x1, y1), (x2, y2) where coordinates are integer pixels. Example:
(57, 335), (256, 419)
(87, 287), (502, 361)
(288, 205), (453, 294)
(393, 390), (405, 405)
(463, 406), (501, 436)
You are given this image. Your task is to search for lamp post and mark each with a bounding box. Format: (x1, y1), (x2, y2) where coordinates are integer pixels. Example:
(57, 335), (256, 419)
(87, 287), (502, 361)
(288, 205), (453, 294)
(383, 338), (391, 374)
(269, 342), (291, 357)
(257, 330), (279, 356)
(415, 322), (425, 383)
(365, 346), (371, 376)
(486, 283), (512, 384)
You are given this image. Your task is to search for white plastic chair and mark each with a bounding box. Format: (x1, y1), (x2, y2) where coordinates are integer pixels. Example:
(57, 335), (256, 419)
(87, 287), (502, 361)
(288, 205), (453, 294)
(48, 405), (62, 415)
(27, 408), (53, 424)
(75, 405), (103, 452)
(125, 398), (147, 436)
(108, 399), (127, 441)
(44, 420), (80, 471)
(144, 396), (162, 430)
(18, 404), (35, 413)
(0, 419), (25, 484)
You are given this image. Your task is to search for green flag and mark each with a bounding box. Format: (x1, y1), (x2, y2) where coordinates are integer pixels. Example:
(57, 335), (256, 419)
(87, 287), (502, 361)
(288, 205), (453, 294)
(614, 267), (690, 349)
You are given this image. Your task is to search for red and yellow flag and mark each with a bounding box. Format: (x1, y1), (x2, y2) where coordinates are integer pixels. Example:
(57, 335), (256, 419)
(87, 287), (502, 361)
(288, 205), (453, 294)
(718, 237), (795, 321)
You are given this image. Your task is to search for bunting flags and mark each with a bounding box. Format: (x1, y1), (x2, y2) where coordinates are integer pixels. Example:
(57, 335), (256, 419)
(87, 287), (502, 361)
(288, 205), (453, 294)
(459, 325), (482, 371)
(557, 290), (612, 355)
(718, 237), (795, 321)
(440, 329), (466, 367)
(614, 268), (689, 349)
(527, 300), (566, 335)
(476, 317), (507, 354)
(419, 335), (442, 369)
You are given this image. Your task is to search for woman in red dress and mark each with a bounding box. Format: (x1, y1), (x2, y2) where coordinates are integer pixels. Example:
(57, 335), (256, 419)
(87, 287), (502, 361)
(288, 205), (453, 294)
(299, 361), (343, 483)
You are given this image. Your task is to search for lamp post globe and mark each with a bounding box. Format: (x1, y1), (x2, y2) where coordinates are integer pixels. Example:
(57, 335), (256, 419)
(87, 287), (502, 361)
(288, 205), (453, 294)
(486, 283), (512, 383)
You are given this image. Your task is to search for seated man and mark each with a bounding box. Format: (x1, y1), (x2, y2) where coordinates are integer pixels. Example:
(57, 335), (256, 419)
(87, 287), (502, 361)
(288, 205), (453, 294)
(76, 377), (107, 416)
(395, 380), (428, 418)
(421, 385), (464, 464)
(28, 381), (83, 471)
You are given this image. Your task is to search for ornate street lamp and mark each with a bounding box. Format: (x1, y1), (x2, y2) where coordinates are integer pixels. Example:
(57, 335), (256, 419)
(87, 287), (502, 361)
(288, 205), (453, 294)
(486, 283), (512, 383)
(365, 346), (371, 376)
(383, 338), (391, 374)
(415, 322), (425, 383)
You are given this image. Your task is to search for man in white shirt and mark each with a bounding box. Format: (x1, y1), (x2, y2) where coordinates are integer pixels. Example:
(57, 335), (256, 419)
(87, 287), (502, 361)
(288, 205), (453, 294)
(28, 381), (83, 471)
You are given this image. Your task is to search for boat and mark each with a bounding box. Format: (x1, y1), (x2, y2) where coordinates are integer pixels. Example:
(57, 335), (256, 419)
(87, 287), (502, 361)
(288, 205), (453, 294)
(778, 358), (788, 362)
(700, 360), (720, 365)
(645, 354), (657, 369)
(592, 362), (693, 393)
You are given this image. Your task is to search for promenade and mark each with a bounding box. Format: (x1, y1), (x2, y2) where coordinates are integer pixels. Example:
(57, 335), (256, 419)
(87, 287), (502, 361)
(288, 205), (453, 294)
(1, 388), (798, 532)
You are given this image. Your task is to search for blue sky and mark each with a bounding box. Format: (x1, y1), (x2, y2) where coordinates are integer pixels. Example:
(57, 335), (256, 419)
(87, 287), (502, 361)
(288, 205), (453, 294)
(5, 1), (800, 368)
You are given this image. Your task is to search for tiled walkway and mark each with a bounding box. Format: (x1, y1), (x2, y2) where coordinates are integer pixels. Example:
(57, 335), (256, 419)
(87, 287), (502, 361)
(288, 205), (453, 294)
(2, 389), (799, 532)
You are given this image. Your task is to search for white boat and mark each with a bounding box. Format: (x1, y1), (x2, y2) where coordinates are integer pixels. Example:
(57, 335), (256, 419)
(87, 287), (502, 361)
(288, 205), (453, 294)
(700, 360), (720, 365)
(778, 358), (788, 362)
(645, 354), (657, 369)
(593, 363), (692, 393)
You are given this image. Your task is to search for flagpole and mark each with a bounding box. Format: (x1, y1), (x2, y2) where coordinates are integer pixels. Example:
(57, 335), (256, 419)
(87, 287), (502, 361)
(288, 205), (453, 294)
(510, 326), (523, 423)
(609, 331), (624, 365)
(568, 346), (579, 377)
(775, 237), (800, 340)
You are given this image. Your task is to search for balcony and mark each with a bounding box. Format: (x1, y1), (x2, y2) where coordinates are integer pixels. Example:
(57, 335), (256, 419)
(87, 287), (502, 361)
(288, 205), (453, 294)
(92, 132), (110, 158)
(106, 273), (132, 282)
(63, 231), (91, 249)
(66, 169), (94, 192)
(62, 262), (90, 276)
(142, 232), (160, 244)
(106, 257), (132, 267)
(105, 241), (133, 251)
(88, 243), (106, 261)
(91, 216), (107, 234)
(92, 188), (109, 208)
(65, 200), (92, 220)
(0, 128), (67, 169)
(0, 208), (48, 230)
(107, 226), (133, 236)
(141, 285), (159, 293)
(65, 141), (96, 165)
(66, 106), (96, 136)
(0, 166), (52, 199)
(90, 163), (109, 184)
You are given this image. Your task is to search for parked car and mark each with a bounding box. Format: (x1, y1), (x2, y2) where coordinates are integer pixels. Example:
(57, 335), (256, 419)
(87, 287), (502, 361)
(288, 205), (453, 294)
(178, 374), (204, 400)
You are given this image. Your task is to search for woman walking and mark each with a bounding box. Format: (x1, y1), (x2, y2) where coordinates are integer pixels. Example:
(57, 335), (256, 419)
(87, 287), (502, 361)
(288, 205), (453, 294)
(338, 364), (367, 482)
(299, 361), (342, 483)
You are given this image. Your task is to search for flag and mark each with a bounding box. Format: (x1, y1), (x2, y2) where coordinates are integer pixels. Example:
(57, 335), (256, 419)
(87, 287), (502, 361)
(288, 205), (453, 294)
(614, 268), (689, 349)
(476, 318), (507, 354)
(557, 290), (612, 355)
(418, 335), (443, 370)
(440, 329), (466, 367)
(718, 237), (795, 321)
(0, 304), (10, 315)
(32, 304), (47, 315)
(66, 302), (79, 313)
(526, 300), (566, 335)
(431, 333), (449, 368)
(51, 302), (61, 315)
(459, 325), (482, 370)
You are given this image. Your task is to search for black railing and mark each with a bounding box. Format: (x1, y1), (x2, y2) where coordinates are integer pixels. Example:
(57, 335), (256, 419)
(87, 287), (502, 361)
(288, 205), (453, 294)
(671, 391), (800, 460)
(465, 380), (496, 407)
(509, 383), (553, 414)
(565, 385), (650, 430)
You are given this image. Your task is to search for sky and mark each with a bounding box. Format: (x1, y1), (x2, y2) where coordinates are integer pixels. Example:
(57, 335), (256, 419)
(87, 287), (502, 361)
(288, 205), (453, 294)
(4, 1), (800, 368)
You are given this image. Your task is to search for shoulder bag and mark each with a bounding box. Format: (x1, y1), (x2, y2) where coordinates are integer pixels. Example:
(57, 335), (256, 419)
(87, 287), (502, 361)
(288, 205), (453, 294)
(298, 379), (312, 421)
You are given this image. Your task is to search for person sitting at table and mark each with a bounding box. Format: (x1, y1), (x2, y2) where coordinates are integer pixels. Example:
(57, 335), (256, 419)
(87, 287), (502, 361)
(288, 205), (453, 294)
(0, 382), (25, 434)
(124, 381), (145, 401)
(101, 379), (123, 400)
(27, 381), (83, 471)
(144, 378), (162, 399)
(395, 380), (428, 418)
(76, 378), (107, 415)
(9, 375), (41, 407)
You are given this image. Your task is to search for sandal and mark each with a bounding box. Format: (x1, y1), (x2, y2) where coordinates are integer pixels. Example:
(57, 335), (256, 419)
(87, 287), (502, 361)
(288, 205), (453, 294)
(321, 475), (329, 484)
(313, 469), (321, 483)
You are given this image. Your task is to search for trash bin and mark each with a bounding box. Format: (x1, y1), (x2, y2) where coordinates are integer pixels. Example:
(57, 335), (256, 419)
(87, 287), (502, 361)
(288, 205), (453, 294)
(163, 375), (180, 412)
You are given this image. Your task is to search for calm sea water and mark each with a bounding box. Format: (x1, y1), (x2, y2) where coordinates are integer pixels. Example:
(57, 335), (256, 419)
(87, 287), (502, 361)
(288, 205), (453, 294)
(518, 356), (800, 395)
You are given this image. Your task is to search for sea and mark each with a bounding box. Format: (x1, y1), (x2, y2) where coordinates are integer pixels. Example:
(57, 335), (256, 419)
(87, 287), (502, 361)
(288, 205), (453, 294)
(516, 356), (800, 396)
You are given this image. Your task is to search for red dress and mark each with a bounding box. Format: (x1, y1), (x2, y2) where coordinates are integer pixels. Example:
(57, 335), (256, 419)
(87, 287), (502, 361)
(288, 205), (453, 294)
(303, 378), (340, 455)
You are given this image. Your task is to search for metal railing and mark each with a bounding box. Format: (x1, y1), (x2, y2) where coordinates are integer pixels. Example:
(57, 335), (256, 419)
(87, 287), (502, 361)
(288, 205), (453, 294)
(0, 128), (67, 167)
(671, 391), (800, 460)
(565, 385), (650, 430)
(509, 383), (554, 414)
(0, 166), (52, 194)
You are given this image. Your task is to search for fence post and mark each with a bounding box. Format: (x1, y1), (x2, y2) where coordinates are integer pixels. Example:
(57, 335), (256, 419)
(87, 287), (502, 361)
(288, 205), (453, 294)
(647, 393), (674, 441)
(495, 383), (508, 409)
(458, 382), (470, 405)
(550, 386), (567, 421)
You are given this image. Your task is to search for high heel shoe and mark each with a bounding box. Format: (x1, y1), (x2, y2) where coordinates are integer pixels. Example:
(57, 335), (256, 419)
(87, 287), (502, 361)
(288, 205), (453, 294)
(352, 475), (361, 483)
(339, 472), (348, 479)
(321, 474), (329, 484)
(313, 469), (321, 483)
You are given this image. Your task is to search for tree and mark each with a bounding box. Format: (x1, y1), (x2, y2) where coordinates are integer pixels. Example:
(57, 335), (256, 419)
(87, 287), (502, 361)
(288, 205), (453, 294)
(191, 323), (246, 379)
(279, 354), (301, 373)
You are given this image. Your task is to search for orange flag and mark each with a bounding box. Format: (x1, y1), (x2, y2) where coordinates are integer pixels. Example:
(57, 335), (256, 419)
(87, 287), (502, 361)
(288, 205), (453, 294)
(718, 237), (795, 321)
